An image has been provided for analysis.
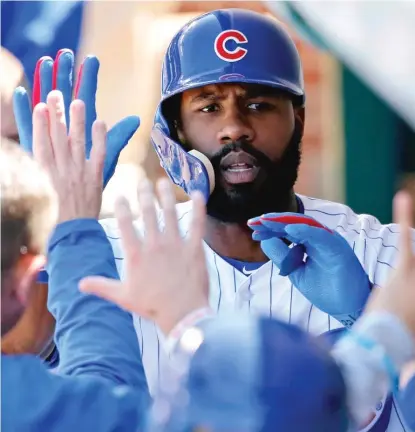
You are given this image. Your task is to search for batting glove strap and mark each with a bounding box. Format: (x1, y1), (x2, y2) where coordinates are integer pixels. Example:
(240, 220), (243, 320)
(37, 268), (49, 284)
(346, 332), (400, 392)
(165, 307), (215, 355)
(353, 312), (415, 374)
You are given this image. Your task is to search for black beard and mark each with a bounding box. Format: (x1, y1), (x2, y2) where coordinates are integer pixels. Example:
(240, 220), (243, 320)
(205, 121), (303, 223)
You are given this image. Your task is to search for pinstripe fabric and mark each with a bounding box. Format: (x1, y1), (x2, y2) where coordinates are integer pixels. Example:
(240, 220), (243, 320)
(100, 195), (414, 431)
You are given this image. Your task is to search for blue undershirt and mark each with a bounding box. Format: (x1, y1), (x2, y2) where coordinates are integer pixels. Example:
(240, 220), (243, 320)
(220, 195), (305, 275)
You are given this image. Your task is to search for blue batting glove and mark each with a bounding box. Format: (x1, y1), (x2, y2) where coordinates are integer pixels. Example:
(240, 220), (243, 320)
(14, 50), (139, 286)
(248, 213), (372, 328)
(13, 49), (139, 188)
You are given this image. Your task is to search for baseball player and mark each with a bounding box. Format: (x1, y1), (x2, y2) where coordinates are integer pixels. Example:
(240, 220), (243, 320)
(1, 95), (152, 432)
(12, 8), (414, 432)
(6, 97), (412, 431)
(11, 48), (139, 366)
(130, 9), (414, 430)
(99, 10), (414, 431)
(82, 178), (415, 432)
(0, 47), (57, 362)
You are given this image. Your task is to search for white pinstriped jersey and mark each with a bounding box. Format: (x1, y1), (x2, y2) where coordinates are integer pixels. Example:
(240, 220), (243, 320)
(100, 194), (412, 432)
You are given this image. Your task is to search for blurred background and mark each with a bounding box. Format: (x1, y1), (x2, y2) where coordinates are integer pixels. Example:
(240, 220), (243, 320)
(2, 0), (414, 224)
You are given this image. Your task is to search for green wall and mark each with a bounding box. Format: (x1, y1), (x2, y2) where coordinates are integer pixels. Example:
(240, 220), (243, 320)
(341, 67), (403, 224)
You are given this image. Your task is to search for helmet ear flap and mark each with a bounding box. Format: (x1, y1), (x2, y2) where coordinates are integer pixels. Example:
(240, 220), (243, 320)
(150, 124), (214, 201)
(188, 150), (215, 195)
(161, 94), (183, 142)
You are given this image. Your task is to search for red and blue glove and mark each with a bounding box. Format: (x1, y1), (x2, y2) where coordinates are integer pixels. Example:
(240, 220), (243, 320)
(13, 49), (140, 285)
(13, 48), (139, 188)
(248, 213), (372, 328)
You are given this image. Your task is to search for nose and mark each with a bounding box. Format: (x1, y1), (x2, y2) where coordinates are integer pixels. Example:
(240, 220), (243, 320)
(217, 109), (255, 144)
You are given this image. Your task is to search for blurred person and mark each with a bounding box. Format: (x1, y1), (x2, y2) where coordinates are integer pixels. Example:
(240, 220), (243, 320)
(8, 48), (139, 366)
(13, 8), (415, 431)
(1, 47), (26, 140)
(0, 46), (58, 364)
(1, 94), (151, 432)
(81, 180), (415, 432)
(100, 9), (413, 430)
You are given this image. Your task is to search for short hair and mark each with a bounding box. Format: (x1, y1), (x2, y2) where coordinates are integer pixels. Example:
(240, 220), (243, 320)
(1, 139), (58, 276)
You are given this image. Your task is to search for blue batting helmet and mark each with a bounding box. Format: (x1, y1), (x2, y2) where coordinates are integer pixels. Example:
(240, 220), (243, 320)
(146, 315), (349, 432)
(151, 9), (305, 201)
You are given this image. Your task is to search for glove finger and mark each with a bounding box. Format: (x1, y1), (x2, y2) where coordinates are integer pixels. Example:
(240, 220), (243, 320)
(103, 116), (140, 187)
(39, 57), (53, 103)
(75, 55), (99, 153)
(260, 219), (290, 234)
(13, 88), (33, 153)
(53, 49), (74, 128)
(260, 237), (290, 268)
(247, 215), (263, 228)
(279, 244), (305, 276)
(261, 212), (328, 230)
(252, 230), (276, 241)
(32, 56), (51, 107)
(284, 224), (344, 259)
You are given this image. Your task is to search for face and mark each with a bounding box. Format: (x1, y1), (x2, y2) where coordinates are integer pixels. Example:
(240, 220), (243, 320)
(1, 278), (26, 337)
(176, 83), (304, 223)
(1, 47), (24, 143)
(1, 254), (44, 338)
(1, 100), (19, 143)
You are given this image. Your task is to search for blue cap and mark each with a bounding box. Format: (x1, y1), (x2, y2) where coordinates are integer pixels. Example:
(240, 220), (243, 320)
(148, 315), (349, 432)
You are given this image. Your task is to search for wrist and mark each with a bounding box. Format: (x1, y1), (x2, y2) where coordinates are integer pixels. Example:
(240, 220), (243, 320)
(164, 305), (214, 354)
(354, 311), (415, 371)
(157, 299), (210, 336)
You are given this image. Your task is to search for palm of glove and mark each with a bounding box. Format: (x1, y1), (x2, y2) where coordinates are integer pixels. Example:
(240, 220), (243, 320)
(13, 49), (139, 187)
(248, 213), (371, 327)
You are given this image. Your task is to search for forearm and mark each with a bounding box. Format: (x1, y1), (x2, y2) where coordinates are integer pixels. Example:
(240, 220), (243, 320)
(2, 355), (148, 432)
(47, 219), (149, 395)
(398, 374), (415, 430)
(331, 312), (415, 426)
(165, 306), (215, 359)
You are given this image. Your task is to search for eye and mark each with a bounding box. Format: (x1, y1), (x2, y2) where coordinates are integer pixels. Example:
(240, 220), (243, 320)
(247, 102), (274, 112)
(200, 104), (219, 113)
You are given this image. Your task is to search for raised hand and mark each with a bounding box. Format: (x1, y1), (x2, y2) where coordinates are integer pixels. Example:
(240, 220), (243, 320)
(248, 212), (371, 328)
(365, 191), (415, 336)
(13, 49), (139, 188)
(79, 179), (210, 335)
(32, 90), (106, 222)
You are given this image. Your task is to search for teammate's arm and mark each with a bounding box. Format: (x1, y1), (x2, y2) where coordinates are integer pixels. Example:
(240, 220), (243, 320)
(331, 191), (415, 429)
(2, 355), (148, 432)
(47, 218), (149, 392)
(398, 364), (415, 430)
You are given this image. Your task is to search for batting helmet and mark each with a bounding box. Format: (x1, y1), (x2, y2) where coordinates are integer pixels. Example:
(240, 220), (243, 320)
(151, 9), (305, 201)
(147, 315), (349, 432)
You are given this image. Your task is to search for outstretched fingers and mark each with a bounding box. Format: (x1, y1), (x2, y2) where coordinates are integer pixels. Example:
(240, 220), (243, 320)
(46, 90), (69, 171)
(188, 190), (207, 250)
(32, 103), (55, 172)
(79, 277), (129, 310)
(394, 191), (414, 267)
(157, 178), (180, 242)
(115, 196), (142, 263)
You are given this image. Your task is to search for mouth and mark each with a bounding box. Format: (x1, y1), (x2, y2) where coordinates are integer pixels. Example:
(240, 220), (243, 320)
(220, 151), (261, 184)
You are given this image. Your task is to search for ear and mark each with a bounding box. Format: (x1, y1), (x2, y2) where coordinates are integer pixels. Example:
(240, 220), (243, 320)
(294, 106), (305, 131)
(176, 126), (186, 144)
(14, 254), (46, 305)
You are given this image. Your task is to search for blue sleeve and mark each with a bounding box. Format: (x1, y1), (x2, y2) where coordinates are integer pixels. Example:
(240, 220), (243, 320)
(47, 218), (149, 397)
(1, 355), (148, 432)
(397, 375), (415, 431)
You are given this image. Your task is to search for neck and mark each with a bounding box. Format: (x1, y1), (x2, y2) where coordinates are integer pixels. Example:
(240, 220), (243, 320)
(204, 191), (298, 262)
